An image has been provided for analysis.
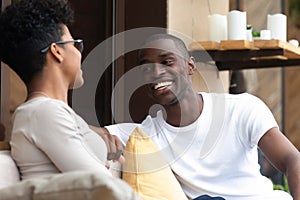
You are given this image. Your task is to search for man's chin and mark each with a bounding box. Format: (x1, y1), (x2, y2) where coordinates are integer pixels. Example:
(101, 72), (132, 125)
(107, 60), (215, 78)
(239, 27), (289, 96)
(151, 95), (179, 107)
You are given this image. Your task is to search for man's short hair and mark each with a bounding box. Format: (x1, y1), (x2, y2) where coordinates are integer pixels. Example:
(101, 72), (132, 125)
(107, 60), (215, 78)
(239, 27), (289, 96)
(140, 33), (190, 59)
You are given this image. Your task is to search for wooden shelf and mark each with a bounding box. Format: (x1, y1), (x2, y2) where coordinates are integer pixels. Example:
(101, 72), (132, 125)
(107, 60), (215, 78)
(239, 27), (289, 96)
(189, 40), (300, 70)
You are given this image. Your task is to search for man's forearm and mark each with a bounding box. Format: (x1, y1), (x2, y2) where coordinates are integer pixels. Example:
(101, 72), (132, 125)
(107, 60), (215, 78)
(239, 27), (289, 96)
(286, 155), (300, 200)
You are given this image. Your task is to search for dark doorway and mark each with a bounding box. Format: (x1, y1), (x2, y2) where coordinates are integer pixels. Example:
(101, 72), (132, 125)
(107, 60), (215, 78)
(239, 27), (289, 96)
(69, 0), (167, 126)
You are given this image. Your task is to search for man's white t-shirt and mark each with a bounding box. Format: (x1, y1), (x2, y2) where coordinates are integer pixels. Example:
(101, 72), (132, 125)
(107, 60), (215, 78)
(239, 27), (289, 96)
(106, 92), (292, 200)
(10, 97), (110, 180)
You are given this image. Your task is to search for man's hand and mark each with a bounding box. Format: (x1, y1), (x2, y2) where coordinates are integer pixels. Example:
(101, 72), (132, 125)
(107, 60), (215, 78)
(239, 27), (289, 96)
(89, 125), (125, 164)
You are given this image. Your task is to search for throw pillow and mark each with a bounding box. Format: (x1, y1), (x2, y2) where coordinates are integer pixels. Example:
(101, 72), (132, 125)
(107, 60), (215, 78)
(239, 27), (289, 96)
(122, 127), (188, 200)
(0, 150), (20, 189)
(0, 142), (20, 189)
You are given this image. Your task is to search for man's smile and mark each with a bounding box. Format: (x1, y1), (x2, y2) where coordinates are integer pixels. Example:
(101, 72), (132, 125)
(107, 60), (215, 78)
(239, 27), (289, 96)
(153, 81), (173, 90)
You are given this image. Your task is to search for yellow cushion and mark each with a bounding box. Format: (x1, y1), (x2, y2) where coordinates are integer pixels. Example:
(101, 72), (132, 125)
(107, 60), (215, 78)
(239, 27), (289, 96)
(122, 127), (188, 200)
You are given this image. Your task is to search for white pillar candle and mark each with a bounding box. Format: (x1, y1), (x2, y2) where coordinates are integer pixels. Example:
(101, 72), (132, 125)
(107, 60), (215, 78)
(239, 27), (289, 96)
(208, 14), (227, 42)
(260, 30), (271, 40)
(227, 10), (247, 40)
(289, 39), (299, 47)
(267, 13), (287, 42)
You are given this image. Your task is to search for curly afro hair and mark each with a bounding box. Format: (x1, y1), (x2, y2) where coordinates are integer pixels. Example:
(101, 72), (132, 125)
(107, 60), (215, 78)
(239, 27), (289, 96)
(0, 0), (74, 84)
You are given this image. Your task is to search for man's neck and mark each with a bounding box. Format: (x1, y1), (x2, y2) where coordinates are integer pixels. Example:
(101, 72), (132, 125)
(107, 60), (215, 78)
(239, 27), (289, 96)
(164, 92), (203, 127)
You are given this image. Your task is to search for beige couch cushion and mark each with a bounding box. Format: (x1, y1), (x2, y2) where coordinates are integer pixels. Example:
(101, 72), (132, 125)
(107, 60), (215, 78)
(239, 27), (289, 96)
(0, 150), (20, 189)
(122, 127), (188, 200)
(0, 171), (138, 200)
(0, 141), (20, 189)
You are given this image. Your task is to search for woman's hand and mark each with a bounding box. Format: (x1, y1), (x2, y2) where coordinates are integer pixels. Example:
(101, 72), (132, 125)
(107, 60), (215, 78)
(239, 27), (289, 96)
(89, 125), (125, 164)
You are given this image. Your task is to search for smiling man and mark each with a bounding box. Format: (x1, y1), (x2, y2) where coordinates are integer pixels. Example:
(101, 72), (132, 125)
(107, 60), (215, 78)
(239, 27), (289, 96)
(138, 36), (199, 126)
(101, 33), (300, 200)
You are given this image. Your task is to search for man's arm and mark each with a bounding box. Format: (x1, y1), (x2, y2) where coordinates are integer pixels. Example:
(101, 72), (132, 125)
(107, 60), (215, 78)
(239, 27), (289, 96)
(259, 127), (300, 200)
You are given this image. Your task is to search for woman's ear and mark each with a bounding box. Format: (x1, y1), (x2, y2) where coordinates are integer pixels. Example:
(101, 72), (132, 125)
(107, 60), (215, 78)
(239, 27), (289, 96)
(188, 56), (196, 75)
(49, 44), (64, 63)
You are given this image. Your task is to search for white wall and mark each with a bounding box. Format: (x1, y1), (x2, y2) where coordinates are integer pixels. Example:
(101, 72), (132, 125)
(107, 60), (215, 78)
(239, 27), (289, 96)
(167, 0), (229, 93)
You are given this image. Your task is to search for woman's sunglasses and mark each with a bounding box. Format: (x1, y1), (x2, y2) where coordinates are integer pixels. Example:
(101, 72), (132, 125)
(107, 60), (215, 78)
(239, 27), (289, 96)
(40, 39), (84, 53)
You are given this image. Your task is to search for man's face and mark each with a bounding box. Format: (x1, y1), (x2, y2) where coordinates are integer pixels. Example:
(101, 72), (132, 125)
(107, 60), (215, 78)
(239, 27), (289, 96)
(138, 39), (194, 106)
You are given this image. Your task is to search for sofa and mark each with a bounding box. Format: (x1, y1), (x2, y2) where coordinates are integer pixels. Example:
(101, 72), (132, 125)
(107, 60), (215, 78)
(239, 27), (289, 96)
(0, 141), (139, 200)
(0, 127), (191, 200)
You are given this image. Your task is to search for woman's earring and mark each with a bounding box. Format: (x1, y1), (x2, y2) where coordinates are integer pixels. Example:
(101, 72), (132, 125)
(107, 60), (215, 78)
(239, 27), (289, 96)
(190, 56), (195, 62)
(190, 56), (196, 70)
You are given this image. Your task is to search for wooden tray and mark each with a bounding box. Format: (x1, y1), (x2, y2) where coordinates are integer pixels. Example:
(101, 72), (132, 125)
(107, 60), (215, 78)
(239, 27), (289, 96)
(251, 55), (288, 60)
(220, 40), (253, 50)
(253, 39), (285, 49)
(254, 39), (300, 59)
(189, 41), (220, 50)
(189, 39), (300, 59)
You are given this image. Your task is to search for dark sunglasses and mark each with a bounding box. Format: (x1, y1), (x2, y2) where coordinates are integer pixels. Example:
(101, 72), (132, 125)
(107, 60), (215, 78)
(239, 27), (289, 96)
(40, 39), (84, 53)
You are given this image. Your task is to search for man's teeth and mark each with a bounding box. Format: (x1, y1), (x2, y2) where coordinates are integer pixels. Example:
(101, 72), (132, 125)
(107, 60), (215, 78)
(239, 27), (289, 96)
(154, 81), (172, 90)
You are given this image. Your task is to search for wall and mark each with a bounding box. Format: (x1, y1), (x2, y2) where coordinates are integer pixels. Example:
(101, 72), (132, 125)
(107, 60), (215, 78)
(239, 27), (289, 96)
(167, 0), (230, 93)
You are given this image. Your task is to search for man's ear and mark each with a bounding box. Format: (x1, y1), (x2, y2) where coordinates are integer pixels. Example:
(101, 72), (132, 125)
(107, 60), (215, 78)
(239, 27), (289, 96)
(188, 56), (196, 75)
(49, 44), (63, 63)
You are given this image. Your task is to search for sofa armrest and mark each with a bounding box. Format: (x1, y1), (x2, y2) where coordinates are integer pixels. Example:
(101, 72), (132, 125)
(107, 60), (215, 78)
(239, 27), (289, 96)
(0, 170), (139, 200)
